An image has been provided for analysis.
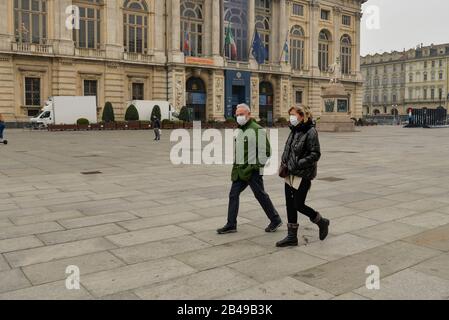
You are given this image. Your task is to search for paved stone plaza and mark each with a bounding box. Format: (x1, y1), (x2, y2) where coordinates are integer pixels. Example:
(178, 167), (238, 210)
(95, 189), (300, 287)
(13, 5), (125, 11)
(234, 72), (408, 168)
(0, 126), (449, 300)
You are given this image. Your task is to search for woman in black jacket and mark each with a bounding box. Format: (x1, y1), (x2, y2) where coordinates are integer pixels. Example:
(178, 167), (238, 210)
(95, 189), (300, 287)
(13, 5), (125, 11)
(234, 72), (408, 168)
(276, 106), (330, 247)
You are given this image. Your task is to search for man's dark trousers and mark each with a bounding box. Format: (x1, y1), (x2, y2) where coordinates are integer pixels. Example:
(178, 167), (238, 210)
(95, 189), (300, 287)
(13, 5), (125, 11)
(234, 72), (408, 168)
(227, 171), (280, 226)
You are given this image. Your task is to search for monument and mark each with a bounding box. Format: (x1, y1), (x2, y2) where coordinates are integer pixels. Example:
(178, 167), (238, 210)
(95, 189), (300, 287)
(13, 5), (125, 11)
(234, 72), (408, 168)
(316, 57), (356, 132)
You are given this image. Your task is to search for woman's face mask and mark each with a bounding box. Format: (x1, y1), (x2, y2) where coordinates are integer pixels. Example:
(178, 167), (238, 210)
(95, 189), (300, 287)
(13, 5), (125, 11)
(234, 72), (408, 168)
(289, 115), (299, 127)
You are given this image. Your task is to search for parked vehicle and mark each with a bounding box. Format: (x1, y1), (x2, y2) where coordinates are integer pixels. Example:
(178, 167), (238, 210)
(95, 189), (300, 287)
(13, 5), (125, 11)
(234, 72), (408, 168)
(126, 100), (175, 121)
(30, 96), (97, 127)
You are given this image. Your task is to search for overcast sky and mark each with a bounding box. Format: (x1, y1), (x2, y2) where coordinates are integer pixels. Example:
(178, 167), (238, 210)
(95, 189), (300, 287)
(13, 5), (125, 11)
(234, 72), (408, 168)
(361, 0), (449, 56)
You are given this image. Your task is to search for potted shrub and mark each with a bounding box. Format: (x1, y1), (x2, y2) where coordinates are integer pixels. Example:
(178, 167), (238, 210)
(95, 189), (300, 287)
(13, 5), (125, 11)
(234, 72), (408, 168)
(258, 118), (267, 128)
(101, 102), (116, 130)
(161, 119), (174, 129)
(125, 104), (140, 130)
(275, 117), (288, 128)
(173, 120), (184, 129)
(178, 106), (190, 122)
(224, 117), (237, 129)
(77, 118), (90, 131)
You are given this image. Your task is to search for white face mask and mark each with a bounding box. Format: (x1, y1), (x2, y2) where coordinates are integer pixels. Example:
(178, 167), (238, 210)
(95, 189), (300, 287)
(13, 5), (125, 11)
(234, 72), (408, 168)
(237, 115), (249, 126)
(290, 115), (299, 127)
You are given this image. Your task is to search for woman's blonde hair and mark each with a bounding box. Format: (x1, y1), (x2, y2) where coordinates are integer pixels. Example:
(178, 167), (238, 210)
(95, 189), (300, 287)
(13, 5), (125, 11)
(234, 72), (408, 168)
(288, 105), (313, 123)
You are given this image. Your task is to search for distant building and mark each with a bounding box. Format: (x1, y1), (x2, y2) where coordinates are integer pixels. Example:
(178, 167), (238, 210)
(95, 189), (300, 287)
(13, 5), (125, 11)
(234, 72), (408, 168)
(0, 0), (366, 125)
(361, 43), (449, 116)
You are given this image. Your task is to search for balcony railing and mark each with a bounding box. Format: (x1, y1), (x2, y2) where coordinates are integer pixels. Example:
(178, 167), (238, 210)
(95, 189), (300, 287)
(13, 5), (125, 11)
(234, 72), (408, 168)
(12, 42), (53, 54)
(123, 52), (153, 63)
(260, 64), (282, 72)
(225, 60), (250, 69)
(75, 47), (106, 58)
(404, 98), (446, 104)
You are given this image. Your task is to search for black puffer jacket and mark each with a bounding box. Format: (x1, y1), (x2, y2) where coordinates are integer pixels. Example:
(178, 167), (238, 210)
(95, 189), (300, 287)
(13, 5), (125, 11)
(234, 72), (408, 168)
(281, 120), (321, 180)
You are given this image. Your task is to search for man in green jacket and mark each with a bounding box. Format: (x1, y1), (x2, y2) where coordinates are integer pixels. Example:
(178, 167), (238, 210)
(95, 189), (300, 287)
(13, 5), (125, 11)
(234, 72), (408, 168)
(217, 104), (283, 234)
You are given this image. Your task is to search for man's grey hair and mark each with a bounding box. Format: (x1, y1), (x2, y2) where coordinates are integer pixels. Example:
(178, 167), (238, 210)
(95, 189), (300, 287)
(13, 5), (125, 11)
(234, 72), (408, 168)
(236, 103), (251, 113)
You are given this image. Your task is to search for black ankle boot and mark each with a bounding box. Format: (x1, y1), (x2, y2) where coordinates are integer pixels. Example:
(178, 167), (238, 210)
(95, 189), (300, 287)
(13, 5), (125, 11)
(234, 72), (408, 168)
(276, 223), (299, 247)
(312, 213), (330, 241)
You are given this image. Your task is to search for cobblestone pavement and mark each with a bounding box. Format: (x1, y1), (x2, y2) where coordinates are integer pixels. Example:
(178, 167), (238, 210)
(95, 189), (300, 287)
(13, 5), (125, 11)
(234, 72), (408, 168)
(0, 126), (449, 300)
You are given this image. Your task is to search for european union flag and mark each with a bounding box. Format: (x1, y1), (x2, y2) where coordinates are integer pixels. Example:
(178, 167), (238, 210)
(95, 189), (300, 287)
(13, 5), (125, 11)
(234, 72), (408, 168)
(251, 28), (267, 65)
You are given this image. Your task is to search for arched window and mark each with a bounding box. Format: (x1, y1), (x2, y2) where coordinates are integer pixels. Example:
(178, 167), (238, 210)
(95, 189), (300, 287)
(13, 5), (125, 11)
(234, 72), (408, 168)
(123, 0), (149, 54)
(255, 0), (271, 62)
(290, 25), (305, 70)
(73, 0), (102, 49)
(340, 35), (352, 75)
(318, 30), (331, 72)
(14, 0), (47, 44)
(180, 0), (204, 57)
(224, 0), (248, 61)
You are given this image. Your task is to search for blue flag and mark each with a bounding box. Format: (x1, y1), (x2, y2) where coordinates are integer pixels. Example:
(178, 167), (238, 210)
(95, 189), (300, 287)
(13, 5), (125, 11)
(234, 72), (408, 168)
(252, 29), (267, 65)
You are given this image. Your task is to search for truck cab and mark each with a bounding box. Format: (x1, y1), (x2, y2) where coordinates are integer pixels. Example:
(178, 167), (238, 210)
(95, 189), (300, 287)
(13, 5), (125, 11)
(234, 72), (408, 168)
(30, 101), (53, 127)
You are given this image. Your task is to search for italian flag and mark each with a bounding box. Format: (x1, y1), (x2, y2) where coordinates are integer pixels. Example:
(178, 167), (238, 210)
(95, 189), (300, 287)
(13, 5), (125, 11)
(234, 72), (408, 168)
(225, 25), (237, 60)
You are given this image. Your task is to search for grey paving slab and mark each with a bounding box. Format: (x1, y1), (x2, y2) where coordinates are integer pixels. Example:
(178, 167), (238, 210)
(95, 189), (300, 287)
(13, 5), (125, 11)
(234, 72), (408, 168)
(58, 212), (136, 229)
(0, 280), (92, 300)
(0, 236), (43, 253)
(106, 225), (191, 247)
(0, 269), (31, 294)
(403, 224), (449, 251)
(37, 223), (126, 245)
(296, 234), (384, 261)
(10, 210), (85, 226)
(219, 276), (334, 300)
(22, 251), (125, 285)
(332, 292), (370, 300)
(175, 240), (274, 271)
(179, 216), (251, 233)
(398, 212), (449, 229)
(411, 253), (449, 281)
(118, 212), (202, 231)
(0, 255), (10, 271)
(192, 225), (267, 246)
(4, 238), (117, 268)
(354, 269), (449, 300)
(134, 267), (258, 300)
(111, 235), (211, 264)
(0, 222), (64, 240)
(81, 258), (196, 297)
(228, 250), (326, 283)
(294, 241), (440, 295)
(357, 207), (420, 222)
(351, 221), (427, 243)
(329, 215), (380, 234)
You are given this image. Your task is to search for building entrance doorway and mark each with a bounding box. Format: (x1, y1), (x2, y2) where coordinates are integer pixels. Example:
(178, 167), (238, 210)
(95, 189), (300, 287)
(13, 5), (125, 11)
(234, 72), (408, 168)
(186, 77), (207, 122)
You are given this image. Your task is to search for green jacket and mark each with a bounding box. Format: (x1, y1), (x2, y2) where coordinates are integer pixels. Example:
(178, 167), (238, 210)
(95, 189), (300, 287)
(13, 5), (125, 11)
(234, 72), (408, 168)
(231, 119), (271, 182)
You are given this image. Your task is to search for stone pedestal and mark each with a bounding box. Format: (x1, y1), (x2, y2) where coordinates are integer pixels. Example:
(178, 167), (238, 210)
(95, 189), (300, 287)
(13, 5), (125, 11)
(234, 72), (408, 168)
(316, 114), (355, 132)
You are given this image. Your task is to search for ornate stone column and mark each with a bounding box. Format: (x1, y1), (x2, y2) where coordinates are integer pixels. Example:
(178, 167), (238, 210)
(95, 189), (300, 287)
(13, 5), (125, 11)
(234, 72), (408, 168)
(211, 0), (223, 64)
(333, 6), (342, 69)
(51, 0), (74, 55)
(0, 0), (13, 51)
(309, 0), (320, 76)
(105, 0), (122, 59)
(354, 11), (363, 79)
(170, 0), (183, 63)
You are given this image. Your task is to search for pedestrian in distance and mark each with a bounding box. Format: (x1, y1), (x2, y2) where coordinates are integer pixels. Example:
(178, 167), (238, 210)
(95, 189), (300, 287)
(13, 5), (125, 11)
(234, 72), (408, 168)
(277, 106), (330, 247)
(0, 113), (6, 144)
(217, 103), (283, 235)
(152, 116), (161, 141)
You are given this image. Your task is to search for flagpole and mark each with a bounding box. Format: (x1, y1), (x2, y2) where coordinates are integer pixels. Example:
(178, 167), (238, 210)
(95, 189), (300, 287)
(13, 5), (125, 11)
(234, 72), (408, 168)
(248, 24), (256, 61)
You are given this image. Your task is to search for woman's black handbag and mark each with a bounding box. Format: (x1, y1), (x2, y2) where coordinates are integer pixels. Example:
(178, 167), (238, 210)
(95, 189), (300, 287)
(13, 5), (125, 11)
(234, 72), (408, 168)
(279, 163), (289, 178)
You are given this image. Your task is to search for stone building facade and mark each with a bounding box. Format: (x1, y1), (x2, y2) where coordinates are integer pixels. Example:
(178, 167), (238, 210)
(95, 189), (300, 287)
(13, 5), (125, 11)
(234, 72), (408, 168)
(0, 0), (365, 124)
(362, 43), (449, 116)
